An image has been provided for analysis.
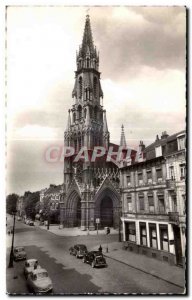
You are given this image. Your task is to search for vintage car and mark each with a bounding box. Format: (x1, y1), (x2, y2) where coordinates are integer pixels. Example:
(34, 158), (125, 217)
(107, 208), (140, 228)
(69, 244), (88, 258)
(24, 259), (41, 278)
(83, 251), (107, 268)
(29, 220), (34, 226)
(27, 268), (53, 294)
(13, 246), (27, 261)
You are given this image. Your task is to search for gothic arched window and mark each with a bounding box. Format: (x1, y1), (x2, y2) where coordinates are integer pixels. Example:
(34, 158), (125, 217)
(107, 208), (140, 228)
(84, 108), (87, 119)
(78, 105), (82, 119)
(87, 58), (90, 68)
(73, 113), (76, 123)
(94, 77), (97, 98)
(79, 76), (82, 98)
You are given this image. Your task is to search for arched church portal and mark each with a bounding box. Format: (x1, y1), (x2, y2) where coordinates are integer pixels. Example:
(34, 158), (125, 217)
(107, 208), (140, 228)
(65, 191), (81, 228)
(95, 188), (120, 229)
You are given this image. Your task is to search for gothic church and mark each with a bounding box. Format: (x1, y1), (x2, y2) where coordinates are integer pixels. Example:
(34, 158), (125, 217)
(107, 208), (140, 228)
(60, 15), (126, 231)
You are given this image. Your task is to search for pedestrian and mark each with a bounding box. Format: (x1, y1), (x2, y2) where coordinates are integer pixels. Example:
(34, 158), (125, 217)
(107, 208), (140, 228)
(34, 261), (38, 270)
(98, 245), (102, 253)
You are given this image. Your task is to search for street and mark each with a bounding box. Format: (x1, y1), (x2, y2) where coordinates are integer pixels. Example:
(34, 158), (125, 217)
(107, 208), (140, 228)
(6, 218), (183, 294)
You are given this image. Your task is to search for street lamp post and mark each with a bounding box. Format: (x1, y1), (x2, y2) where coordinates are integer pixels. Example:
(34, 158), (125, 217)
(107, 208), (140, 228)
(8, 210), (17, 268)
(118, 206), (122, 242)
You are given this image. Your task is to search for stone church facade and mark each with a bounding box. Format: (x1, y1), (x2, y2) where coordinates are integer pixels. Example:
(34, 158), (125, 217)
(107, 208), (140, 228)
(60, 15), (124, 231)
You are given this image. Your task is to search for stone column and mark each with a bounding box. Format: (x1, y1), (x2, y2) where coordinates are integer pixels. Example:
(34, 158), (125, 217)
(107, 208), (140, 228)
(59, 202), (65, 229)
(156, 223), (161, 250)
(146, 221), (150, 247)
(89, 201), (95, 231)
(81, 202), (86, 231)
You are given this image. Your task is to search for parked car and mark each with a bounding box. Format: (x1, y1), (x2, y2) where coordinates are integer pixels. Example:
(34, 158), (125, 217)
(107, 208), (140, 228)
(13, 246), (27, 261)
(69, 244), (88, 258)
(25, 219), (30, 225)
(17, 216), (21, 221)
(29, 220), (34, 226)
(83, 251), (107, 268)
(24, 259), (41, 278)
(27, 268), (53, 294)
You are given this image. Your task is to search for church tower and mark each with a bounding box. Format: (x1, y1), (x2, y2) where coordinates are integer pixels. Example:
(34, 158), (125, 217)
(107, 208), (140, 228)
(64, 14), (109, 153)
(62, 14), (120, 231)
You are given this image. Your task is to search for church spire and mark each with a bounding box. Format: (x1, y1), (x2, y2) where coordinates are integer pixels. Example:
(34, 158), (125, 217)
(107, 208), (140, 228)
(81, 14), (94, 55)
(120, 124), (127, 147)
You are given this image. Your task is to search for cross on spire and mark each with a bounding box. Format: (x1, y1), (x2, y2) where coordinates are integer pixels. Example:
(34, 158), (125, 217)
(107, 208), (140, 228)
(120, 124), (127, 147)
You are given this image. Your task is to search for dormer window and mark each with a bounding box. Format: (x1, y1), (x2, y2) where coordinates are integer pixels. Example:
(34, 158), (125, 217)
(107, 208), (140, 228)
(155, 145), (162, 157)
(177, 135), (185, 151)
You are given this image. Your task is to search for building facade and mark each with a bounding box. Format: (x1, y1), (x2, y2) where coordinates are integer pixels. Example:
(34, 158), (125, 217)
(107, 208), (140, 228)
(60, 15), (123, 231)
(120, 131), (186, 266)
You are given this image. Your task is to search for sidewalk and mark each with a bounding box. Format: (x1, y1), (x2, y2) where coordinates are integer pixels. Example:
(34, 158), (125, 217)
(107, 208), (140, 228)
(35, 222), (119, 236)
(92, 242), (185, 289)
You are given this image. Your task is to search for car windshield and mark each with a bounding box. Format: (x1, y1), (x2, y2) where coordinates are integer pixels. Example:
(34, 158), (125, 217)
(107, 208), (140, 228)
(35, 272), (48, 279)
(15, 247), (24, 252)
(28, 261), (37, 267)
(96, 257), (104, 263)
(79, 245), (87, 250)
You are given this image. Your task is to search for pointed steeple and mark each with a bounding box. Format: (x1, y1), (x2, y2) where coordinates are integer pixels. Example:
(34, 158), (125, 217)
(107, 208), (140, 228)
(120, 125), (127, 147)
(66, 109), (71, 131)
(81, 14), (94, 56)
(103, 110), (108, 133)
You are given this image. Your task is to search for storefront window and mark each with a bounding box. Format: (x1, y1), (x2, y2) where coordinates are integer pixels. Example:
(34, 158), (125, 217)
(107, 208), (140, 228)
(140, 222), (147, 246)
(159, 225), (169, 251)
(125, 222), (136, 242)
(149, 223), (158, 249)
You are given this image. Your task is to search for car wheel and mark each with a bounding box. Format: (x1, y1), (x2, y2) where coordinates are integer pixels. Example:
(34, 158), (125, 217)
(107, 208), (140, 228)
(91, 262), (95, 268)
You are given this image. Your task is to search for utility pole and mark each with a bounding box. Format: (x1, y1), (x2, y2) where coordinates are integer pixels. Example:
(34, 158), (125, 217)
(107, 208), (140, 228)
(118, 206), (122, 242)
(8, 210), (17, 268)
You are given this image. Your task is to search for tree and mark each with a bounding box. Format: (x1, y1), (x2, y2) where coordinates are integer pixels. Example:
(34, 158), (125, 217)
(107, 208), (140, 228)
(24, 192), (40, 220)
(6, 194), (19, 214)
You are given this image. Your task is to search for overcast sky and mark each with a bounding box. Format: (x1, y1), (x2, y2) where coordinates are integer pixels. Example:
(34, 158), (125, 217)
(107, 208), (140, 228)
(6, 6), (186, 195)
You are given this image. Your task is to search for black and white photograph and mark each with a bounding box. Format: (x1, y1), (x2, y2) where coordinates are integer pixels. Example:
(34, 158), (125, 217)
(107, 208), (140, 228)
(5, 5), (186, 295)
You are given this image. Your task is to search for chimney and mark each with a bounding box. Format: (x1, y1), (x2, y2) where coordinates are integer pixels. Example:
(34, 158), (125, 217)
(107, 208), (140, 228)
(139, 140), (145, 152)
(156, 135), (159, 141)
(161, 131), (169, 139)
